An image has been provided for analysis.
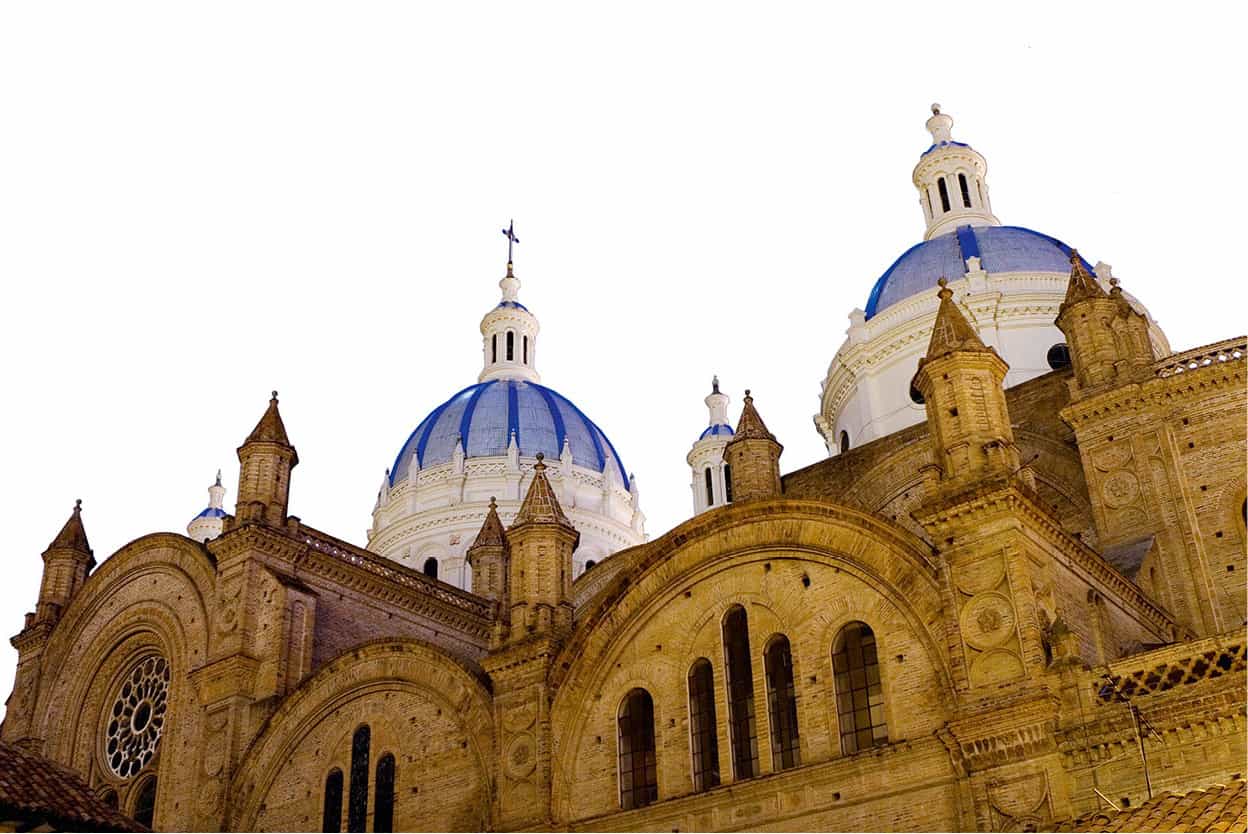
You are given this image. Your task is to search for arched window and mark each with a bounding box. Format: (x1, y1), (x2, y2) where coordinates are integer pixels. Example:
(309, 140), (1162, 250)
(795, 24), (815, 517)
(491, 334), (498, 363)
(506, 331), (515, 361)
(423, 557), (438, 579)
(976, 179), (984, 205)
(723, 464), (732, 503)
(347, 725), (370, 832)
(687, 659), (720, 792)
(374, 754), (396, 833)
(764, 635), (801, 771)
(704, 467), (715, 506)
(323, 768), (344, 832)
(100, 789), (119, 809)
(832, 622), (888, 754)
(722, 605), (758, 779)
(839, 430), (850, 454)
(618, 689), (658, 810)
(925, 188), (934, 218)
(958, 173), (972, 208)
(523, 335), (529, 364)
(937, 178), (951, 213)
(132, 777), (157, 829)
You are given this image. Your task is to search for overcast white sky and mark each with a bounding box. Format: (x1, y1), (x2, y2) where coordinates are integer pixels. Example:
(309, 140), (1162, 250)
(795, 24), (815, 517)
(1, 3), (1243, 715)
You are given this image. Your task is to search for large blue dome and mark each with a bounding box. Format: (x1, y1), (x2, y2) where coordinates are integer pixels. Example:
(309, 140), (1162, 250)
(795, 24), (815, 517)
(865, 225), (1094, 319)
(389, 379), (628, 486)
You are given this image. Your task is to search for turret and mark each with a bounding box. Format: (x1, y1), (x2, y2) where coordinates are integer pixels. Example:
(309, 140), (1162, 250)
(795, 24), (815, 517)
(467, 497), (508, 603)
(687, 376), (735, 514)
(479, 262), (541, 384)
(235, 392), (298, 528)
(35, 500), (95, 624)
(1055, 250), (1156, 394)
(911, 279), (1023, 494)
(187, 470), (228, 543)
(913, 104), (1000, 239)
(722, 390), (782, 503)
(503, 454), (579, 643)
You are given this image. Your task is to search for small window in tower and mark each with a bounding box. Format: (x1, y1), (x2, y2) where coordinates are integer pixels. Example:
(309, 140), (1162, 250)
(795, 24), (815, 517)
(492, 334), (498, 363)
(584, 559), (597, 571)
(723, 464), (732, 503)
(839, 431), (850, 454)
(132, 777), (158, 829)
(506, 331), (515, 361)
(1047, 343), (1072, 370)
(958, 173), (972, 208)
(705, 467), (715, 506)
(523, 335), (529, 364)
(925, 188), (933, 218)
(938, 178), (951, 213)
(423, 557), (439, 579)
(976, 179), (984, 205)
(909, 383), (925, 405)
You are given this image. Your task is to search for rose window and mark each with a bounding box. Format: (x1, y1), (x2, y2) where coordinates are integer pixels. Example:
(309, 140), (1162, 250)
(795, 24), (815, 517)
(104, 655), (170, 778)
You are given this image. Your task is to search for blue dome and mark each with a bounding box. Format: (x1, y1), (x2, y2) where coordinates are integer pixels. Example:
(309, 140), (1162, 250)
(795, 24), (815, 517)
(389, 379), (628, 486)
(195, 507), (227, 519)
(864, 225), (1094, 319)
(698, 424), (734, 441)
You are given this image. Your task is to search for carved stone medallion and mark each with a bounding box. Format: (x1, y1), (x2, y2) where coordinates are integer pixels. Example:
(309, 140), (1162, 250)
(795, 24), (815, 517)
(960, 592), (1016, 650)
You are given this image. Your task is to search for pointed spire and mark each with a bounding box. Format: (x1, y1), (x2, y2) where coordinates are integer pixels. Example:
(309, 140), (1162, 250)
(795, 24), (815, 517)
(925, 278), (990, 360)
(471, 497), (508, 548)
(1062, 249), (1108, 306)
(733, 390), (776, 441)
(512, 454), (573, 528)
(48, 499), (91, 554)
(246, 390), (294, 448)
(214, 469), (222, 487)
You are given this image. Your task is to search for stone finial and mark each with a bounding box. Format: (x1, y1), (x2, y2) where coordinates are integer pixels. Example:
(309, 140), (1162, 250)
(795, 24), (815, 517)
(925, 104), (955, 144)
(924, 279), (990, 360)
(48, 499), (91, 554)
(470, 496), (508, 549)
(1061, 249), (1108, 307)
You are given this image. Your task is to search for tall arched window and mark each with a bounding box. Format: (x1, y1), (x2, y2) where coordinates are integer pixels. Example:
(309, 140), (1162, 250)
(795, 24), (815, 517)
(839, 430), (850, 454)
(618, 689), (658, 810)
(764, 635), (801, 771)
(958, 173), (972, 208)
(925, 188), (934, 218)
(423, 557), (438, 579)
(374, 754), (396, 833)
(491, 334), (498, 363)
(133, 777), (157, 829)
(724, 464), (732, 503)
(523, 335), (529, 364)
(323, 769), (344, 832)
(347, 725), (370, 832)
(976, 179), (984, 205)
(506, 331), (515, 361)
(832, 622), (888, 754)
(704, 467), (714, 506)
(687, 659), (720, 792)
(937, 178), (951, 213)
(722, 605), (758, 779)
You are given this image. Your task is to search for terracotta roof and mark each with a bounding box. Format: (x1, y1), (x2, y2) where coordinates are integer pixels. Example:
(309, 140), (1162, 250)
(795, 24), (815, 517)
(0, 741), (144, 831)
(470, 497), (508, 548)
(47, 499), (91, 554)
(1053, 780), (1246, 832)
(512, 454), (573, 528)
(245, 391), (295, 448)
(731, 390), (777, 442)
(924, 277), (991, 360)
(1061, 248), (1109, 308)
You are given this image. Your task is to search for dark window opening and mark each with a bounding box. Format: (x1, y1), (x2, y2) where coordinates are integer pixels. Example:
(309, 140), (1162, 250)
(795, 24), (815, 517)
(976, 179), (984, 205)
(618, 689), (658, 810)
(348, 725), (370, 832)
(491, 334), (497, 363)
(506, 331), (515, 361)
(584, 559), (596, 571)
(765, 635), (801, 771)
(724, 464), (732, 503)
(832, 622), (888, 754)
(958, 173), (972, 208)
(1047, 343), (1072, 370)
(688, 659), (721, 792)
(722, 605), (759, 779)
(101, 789), (119, 809)
(133, 777), (157, 829)
(323, 769), (344, 833)
(523, 335), (529, 364)
(839, 430), (850, 454)
(374, 754), (396, 833)
(925, 188), (933, 218)
(909, 382), (925, 405)
(705, 467), (715, 506)
(423, 557), (438, 579)
(938, 178), (951, 213)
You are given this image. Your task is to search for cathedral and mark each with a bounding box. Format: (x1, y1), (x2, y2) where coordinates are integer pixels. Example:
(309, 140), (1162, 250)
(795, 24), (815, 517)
(2, 106), (1245, 833)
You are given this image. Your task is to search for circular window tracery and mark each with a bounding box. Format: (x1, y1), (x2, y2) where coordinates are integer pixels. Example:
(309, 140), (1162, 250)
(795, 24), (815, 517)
(104, 655), (170, 779)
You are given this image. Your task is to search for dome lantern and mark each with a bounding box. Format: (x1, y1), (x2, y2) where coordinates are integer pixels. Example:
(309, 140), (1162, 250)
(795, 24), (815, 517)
(479, 261), (541, 384)
(913, 104), (1000, 239)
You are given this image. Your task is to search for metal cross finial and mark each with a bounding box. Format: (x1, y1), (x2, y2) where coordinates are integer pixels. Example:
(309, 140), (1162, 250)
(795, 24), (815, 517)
(501, 220), (519, 265)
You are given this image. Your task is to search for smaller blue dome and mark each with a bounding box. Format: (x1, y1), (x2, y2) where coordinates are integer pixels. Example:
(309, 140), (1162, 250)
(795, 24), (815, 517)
(496, 300), (530, 312)
(864, 225), (1095, 319)
(921, 140), (970, 157)
(698, 424), (734, 441)
(195, 507), (227, 519)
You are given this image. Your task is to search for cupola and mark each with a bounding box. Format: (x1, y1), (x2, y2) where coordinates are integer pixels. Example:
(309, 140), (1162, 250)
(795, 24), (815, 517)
(479, 261), (541, 383)
(913, 104), (1000, 239)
